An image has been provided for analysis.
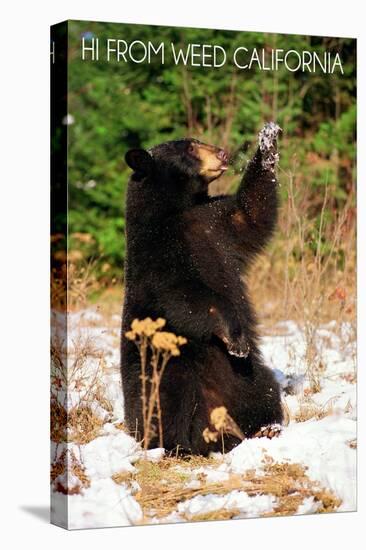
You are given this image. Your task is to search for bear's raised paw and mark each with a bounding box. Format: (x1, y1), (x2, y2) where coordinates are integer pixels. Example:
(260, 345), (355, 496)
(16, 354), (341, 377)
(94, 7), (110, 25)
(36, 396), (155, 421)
(258, 122), (281, 172)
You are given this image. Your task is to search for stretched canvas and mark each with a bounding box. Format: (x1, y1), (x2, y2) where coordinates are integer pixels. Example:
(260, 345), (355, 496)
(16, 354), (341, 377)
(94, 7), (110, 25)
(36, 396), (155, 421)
(50, 20), (357, 529)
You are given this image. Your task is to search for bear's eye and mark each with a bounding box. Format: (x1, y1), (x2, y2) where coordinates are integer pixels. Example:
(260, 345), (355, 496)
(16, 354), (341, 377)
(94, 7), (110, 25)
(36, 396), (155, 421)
(188, 144), (195, 155)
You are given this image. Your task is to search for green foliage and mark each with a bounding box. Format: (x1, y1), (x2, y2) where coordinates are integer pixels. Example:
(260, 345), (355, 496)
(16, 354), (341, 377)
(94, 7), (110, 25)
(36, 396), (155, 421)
(62, 21), (356, 279)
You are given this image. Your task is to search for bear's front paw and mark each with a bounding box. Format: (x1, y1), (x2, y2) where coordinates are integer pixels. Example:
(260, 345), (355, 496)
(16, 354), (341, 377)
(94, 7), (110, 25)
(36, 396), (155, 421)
(254, 423), (282, 439)
(258, 122), (281, 172)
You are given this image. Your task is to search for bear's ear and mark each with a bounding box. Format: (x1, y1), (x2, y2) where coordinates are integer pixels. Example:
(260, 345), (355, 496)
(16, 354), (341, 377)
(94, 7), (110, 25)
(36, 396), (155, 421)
(125, 149), (154, 176)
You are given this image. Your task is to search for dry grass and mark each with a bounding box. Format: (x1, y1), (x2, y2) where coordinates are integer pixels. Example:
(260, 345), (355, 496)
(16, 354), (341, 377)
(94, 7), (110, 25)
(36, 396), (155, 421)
(250, 164), (355, 324)
(183, 508), (241, 522)
(70, 457), (91, 491)
(340, 372), (357, 384)
(69, 261), (99, 310)
(111, 456), (341, 521)
(292, 396), (335, 424)
(51, 391), (107, 445)
(51, 449), (91, 495)
(51, 329), (114, 442)
(50, 400), (68, 443)
(68, 405), (104, 445)
(114, 421), (126, 431)
(51, 311), (123, 495)
(51, 449), (67, 482)
(135, 476), (243, 518)
(51, 259), (101, 311)
(247, 158), (356, 393)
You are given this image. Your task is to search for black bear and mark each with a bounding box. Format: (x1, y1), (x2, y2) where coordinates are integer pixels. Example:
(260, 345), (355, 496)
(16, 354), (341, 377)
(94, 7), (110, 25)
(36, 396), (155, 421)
(121, 123), (283, 455)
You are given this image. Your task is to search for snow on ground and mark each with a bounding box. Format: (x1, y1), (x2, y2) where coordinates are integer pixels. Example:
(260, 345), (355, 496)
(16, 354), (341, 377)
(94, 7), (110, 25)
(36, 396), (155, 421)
(51, 309), (356, 529)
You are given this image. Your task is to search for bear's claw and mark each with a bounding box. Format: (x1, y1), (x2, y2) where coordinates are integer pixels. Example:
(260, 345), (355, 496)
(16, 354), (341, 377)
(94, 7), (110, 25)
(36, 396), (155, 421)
(258, 122), (281, 172)
(254, 423), (282, 439)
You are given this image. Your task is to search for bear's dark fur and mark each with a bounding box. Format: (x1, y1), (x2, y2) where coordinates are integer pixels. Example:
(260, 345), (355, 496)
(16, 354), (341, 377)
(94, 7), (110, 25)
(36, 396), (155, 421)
(121, 124), (283, 455)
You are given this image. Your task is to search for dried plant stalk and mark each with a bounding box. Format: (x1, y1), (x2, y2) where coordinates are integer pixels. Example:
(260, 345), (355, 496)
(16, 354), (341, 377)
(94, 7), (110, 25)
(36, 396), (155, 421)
(125, 318), (187, 449)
